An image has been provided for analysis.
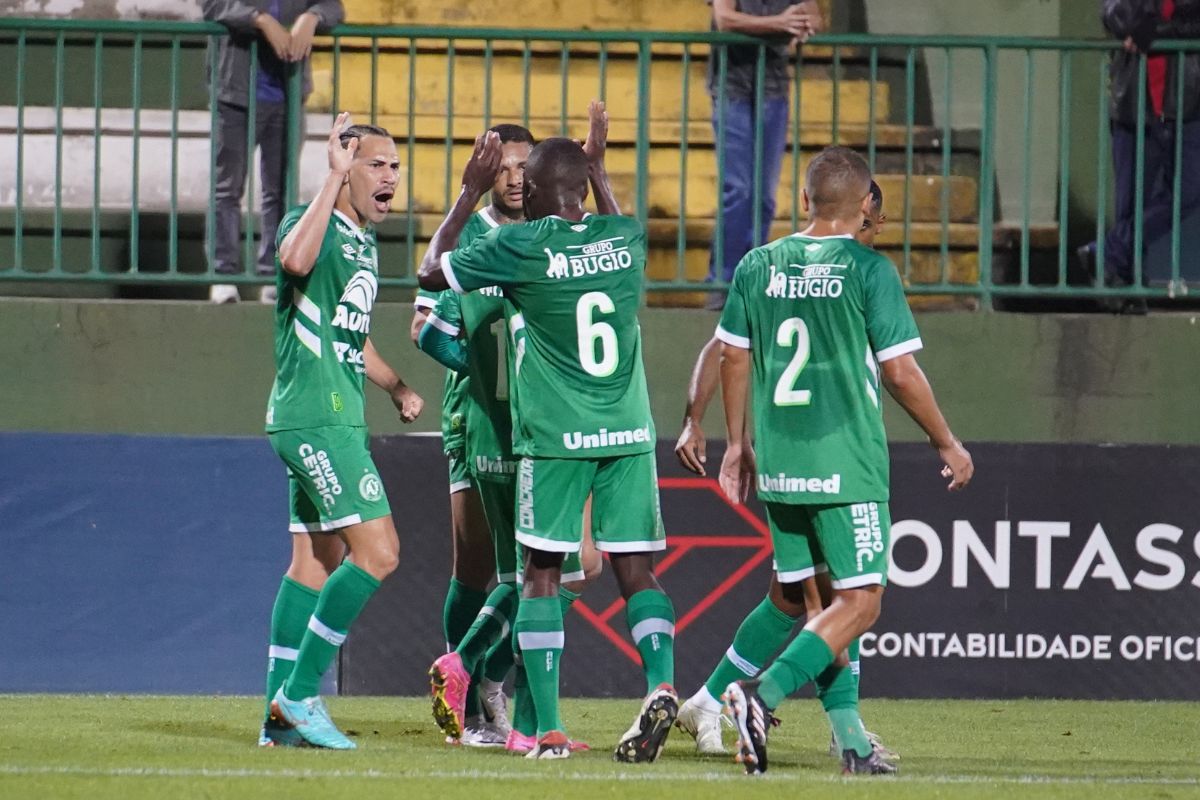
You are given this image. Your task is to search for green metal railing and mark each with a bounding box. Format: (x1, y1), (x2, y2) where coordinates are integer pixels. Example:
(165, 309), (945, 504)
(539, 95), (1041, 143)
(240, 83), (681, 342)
(2, 18), (1199, 305)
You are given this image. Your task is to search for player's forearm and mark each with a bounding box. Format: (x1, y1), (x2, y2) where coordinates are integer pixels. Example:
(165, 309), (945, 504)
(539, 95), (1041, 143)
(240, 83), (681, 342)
(410, 307), (431, 345)
(417, 322), (469, 373)
(417, 188), (482, 290)
(278, 172), (343, 276)
(364, 338), (403, 392)
(714, 6), (786, 35)
(719, 345), (751, 446)
(589, 163), (621, 216)
(880, 356), (957, 449)
(684, 337), (722, 424)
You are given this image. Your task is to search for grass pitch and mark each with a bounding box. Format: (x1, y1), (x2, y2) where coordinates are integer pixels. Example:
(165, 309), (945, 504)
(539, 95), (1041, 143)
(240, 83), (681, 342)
(1, 695), (1198, 799)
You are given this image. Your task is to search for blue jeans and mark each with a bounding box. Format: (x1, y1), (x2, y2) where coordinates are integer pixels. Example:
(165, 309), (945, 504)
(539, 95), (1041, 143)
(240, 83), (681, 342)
(707, 96), (790, 283)
(1104, 119), (1200, 283)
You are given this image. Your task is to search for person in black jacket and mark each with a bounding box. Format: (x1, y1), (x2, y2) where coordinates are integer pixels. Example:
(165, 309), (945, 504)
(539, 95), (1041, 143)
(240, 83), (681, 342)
(203, 0), (345, 304)
(1080, 0), (1200, 299)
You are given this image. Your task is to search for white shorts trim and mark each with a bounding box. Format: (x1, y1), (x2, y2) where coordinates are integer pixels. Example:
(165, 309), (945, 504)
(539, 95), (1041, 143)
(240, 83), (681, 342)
(268, 645), (299, 661)
(774, 562), (829, 584)
(725, 645), (759, 677)
(593, 539), (668, 554)
(830, 572), (886, 590)
(517, 631), (564, 651)
(441, 251), (466, 294)
(715, 325), (751, 350)
(449, 479), (473, 495)
(515, 530), (582, 554)
(497, 571), (518, 584)
(875, 337), (923, 363)
(307, 615), (347, 647)
(630, 618), (675, 644)
(561, 569), (586, 583)
(289, 513), (364, 533)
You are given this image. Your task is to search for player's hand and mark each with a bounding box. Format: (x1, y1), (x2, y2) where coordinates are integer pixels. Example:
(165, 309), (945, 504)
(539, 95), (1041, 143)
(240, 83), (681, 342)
(287, 12), (318, 62)
(328, 112), (356, 176)
(936, 439), (973, 491)
(674, 418), (708, 476)
(461, 131), (502, 199)
(255, 13), (292, 62)
(719, 441), (756, 505)
(391, 384), (423, 423)
(582, 100), (609, 166)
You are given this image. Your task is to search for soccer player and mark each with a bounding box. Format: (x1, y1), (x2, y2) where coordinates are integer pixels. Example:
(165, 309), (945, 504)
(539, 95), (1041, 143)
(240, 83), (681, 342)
(418, 132), (677, 762)
(713, 147), (971, 775)
(410, 123), (538, 746)
(673, 181), (896, 759)
(421, 107), (617, 752)
(261, 113), (424, 750)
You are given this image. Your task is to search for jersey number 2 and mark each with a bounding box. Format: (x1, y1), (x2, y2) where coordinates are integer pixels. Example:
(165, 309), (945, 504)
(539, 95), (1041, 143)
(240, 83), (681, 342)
(577, 292), (618, 377)
(774, 317), (812, 406)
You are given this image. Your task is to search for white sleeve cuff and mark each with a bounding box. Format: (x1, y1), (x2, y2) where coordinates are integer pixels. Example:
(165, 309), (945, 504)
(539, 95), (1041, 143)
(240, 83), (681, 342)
(426, 313), (461, 338)
(875, 337), (923, 362)
(714, 324), (751, 350)
(441, 251), (465, 294)
(412, 295), (437, 310)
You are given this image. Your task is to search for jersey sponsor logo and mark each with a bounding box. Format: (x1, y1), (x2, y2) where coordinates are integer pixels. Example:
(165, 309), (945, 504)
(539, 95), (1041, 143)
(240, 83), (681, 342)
(298, 443), (343, 509)
(562, 425), (652, 451)
(852, 501), (886, 571)
(545, 237), (634, 279)
(332, 342), (366, 372)
(479, 285), (504, 298)
(331, 269), (378, 334)
(474, 455), (517, 476)
(757, 472), (842, 495)
(765, 263), (846, 300)
(359, 472), (383, 502)
(517, 458), (535, 531)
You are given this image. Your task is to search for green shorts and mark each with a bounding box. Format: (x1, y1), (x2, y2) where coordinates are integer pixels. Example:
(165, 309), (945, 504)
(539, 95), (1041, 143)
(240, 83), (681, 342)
(447, 449), (473, 494)
(475, 476), (585, 584)
(268, 426), (391, 534)
(766, 501), (891, 590)
(514, 452), (665, 555)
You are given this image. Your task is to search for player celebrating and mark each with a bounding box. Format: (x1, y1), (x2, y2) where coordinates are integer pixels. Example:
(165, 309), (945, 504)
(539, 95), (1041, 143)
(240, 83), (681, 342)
(713, 147), (971, 775)
(673, 181), (896, 760)
(260, 114), (423, 749)
(418, 133), (677, 762)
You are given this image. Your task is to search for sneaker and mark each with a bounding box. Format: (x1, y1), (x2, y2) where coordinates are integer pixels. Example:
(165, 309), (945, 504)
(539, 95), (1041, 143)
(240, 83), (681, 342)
(675, 696), (727, 754)
(260, 713), (307, 748)
(829, 729), (900, 760)
(525, 730), (571, 760)
(505, 729), (536, 754)
(461, 720), (507, 748)
(613, 684), (678, 763)
(841, 747), (899, 775)
(723, 680), (773, 775)
(429, 652), (471, 739)
(269, 688), (356, 750)
(209, 283), (239, 304)
(258, 285), (278, 305)
(480, 683), (512, 737)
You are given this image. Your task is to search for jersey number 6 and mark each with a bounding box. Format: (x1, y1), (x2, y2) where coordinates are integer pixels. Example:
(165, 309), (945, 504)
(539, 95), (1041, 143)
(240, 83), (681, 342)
(577, 291), (618, 377)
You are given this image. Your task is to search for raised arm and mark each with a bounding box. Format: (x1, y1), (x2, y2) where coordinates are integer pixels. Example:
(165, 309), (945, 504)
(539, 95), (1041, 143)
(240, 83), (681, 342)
(418, 132), (503, 291)
(364, 338), (424, 423)
(277, 113), (355, 277)
(674, 336), (722, 474)
(582, 100), (621, 216)
(879, 353), (973, 491)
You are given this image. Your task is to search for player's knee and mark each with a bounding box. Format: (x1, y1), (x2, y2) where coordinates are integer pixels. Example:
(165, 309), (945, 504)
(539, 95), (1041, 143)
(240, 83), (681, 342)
(847, 588), (882, 632)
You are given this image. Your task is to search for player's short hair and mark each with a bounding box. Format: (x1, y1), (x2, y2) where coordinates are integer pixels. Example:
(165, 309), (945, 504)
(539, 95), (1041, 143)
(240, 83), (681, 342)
(805, 146), (872, 219)
(868, 180), (884, 216)
(490, 123), (536, 146)
(525, 137), (589, 194)
(339, 124), (392, 149)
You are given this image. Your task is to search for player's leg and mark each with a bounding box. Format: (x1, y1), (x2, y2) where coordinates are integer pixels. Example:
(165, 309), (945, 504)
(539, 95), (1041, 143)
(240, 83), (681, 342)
(512, 457), (592, 759)
(267, 426), (397, 750)
(591, 452), (677, 763)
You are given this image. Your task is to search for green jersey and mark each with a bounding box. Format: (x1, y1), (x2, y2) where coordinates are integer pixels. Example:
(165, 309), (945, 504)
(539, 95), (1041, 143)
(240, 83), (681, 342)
(716, 234), (922, 504)
(443, 214), (654, 459)
(428, 286), (519, 481)
(415, 208), (500, 453)
(266, 207), (380, 432)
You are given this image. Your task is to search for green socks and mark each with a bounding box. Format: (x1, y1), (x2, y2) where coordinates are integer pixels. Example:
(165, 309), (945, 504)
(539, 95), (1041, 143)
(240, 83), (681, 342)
(457, 582), (518, 673)
(264, 576), (320, 719)
(817, 661), (871, 757)
(625, 589), (676, 692)
(514, 594), (565, 736)
(848, 637), (862, 679)
(703, 597), (798, 703)
(283, 561), (381, 701)
(443, 577), (489, 650)
(757, 629), (835, 710)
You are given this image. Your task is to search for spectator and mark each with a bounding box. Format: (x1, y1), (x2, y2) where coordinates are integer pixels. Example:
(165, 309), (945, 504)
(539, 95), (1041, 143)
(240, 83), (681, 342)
(705, 0), (823, 310)
(202, 0), (345, 303)
(1079, 0), (1200, 306)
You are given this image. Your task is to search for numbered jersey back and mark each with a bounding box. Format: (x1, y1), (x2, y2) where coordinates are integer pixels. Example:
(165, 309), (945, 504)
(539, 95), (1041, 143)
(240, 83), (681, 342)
(443, 214), (655, 459)
(715, 234), (922, 505)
